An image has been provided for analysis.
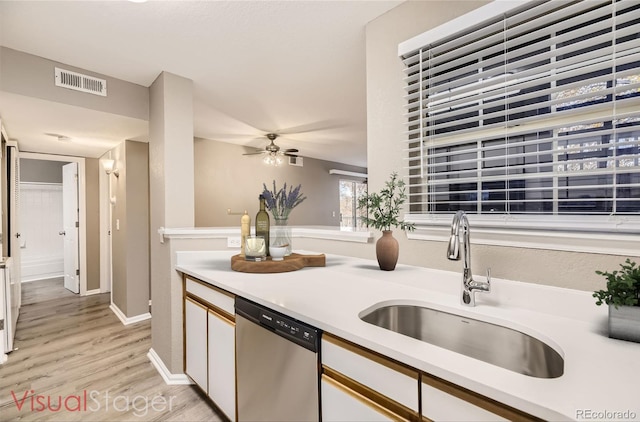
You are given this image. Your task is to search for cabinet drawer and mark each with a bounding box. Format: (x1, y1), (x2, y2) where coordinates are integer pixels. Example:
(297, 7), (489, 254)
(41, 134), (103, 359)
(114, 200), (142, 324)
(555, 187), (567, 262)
(421, 374), (539, 422)
(185, 276), (234, 315)
(422, 381), (507, 422)
(321, 374), (400, 422)
(322, 334), (419, 412)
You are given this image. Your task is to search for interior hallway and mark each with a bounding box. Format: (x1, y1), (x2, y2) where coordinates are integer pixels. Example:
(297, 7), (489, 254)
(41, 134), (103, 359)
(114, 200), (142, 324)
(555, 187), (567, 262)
(0, 279), (222, 421)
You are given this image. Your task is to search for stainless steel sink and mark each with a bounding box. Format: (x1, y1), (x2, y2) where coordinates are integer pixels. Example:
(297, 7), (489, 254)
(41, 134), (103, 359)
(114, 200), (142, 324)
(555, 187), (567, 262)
(359, 304), (564, 378)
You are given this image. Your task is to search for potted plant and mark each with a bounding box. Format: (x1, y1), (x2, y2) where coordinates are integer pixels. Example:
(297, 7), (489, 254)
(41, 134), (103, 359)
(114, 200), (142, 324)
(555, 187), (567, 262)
(357, 172), (415, 271)
(593, 258), (640, 343)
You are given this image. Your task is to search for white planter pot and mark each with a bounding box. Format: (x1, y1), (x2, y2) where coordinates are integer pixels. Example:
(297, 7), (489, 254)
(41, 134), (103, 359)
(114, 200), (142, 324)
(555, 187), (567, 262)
(608, 304), (640, 343)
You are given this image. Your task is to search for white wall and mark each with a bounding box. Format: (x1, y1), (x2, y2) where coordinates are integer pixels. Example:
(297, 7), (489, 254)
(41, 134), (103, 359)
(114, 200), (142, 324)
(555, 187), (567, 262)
(194, 137), (367, 227)
(20, 183), (63, 282)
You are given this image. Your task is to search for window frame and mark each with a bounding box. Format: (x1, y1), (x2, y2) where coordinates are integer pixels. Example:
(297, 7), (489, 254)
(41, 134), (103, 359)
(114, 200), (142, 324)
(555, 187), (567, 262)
(399, 0), (640, 253)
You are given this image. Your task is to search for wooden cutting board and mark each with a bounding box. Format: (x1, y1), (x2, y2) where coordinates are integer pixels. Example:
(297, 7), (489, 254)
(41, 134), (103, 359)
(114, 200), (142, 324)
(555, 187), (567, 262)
(231, 253), (326, 273)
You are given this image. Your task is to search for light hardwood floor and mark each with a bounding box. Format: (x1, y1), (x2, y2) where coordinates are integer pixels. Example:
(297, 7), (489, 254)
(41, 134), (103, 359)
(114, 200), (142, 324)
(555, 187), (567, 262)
(20, 278), (75, 306)
(0, 279), (223, 421)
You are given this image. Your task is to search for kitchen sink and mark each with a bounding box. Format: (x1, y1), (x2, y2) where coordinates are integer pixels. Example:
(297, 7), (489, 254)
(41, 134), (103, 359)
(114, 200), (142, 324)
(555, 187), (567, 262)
(359, 303), (564, 378)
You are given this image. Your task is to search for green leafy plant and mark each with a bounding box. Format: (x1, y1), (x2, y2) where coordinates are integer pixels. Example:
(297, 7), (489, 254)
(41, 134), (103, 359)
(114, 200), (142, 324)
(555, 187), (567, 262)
(593, 259), (640, 309)
(357, 172), (415, 232)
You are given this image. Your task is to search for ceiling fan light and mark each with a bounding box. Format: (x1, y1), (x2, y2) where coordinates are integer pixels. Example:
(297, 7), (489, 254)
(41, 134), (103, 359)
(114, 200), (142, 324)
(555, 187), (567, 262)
(275, 155), (284, 166)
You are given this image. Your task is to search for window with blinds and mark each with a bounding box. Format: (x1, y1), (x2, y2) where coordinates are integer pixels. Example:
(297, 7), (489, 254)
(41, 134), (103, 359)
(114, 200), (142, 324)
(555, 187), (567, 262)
(402, 0), (640, 219)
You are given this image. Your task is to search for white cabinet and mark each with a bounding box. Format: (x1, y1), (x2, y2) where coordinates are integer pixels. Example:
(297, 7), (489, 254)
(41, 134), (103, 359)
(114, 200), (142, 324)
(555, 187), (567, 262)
(321, 374), (396, 422)
(207, 309), (236, 422)
(184, 297), (207, 390)
(421, 374), (531, 422)
(321, 333), (419, 421)
(422, 380), (506, 422)
(184, 276), (236, 421)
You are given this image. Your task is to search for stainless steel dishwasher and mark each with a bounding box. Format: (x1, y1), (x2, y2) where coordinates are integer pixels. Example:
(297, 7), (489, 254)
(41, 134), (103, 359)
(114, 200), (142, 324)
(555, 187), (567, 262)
(235, 297), (320, 422)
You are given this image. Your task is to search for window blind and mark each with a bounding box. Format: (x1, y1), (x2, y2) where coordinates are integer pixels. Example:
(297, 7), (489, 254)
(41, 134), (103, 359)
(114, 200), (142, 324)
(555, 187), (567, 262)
(402, 0), (640, 217)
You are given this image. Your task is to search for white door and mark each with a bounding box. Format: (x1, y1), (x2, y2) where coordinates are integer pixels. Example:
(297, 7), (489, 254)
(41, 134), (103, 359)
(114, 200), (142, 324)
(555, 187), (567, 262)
(8, 146), (21, 306)
(62, 163), (79, 294)
(5, 144), (21, 351)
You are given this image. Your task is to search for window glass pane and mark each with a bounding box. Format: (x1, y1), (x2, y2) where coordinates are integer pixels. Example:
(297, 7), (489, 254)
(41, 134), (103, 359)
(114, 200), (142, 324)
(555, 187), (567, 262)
(617, 172), (640, 214)
(339, 180), (368, 229)
(558, 174), (613, 214)
(355, 182), (368, 228)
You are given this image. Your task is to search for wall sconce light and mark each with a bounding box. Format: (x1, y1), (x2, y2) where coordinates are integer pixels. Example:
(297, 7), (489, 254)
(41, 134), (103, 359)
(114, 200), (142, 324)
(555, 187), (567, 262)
(103, 159), (120, 177)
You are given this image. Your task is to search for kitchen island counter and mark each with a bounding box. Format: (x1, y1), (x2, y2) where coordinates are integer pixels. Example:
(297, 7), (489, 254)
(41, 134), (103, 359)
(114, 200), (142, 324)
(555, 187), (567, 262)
(176, 250), (639, 421)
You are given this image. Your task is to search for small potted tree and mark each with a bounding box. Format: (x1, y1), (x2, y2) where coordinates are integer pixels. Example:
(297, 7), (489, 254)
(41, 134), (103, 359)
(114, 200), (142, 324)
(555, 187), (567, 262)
(357, 172), (415, 271)
(593, 258), (640, 343)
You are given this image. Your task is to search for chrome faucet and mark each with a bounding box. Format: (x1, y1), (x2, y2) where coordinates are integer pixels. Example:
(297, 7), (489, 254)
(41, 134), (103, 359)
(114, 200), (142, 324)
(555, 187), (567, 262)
(447, 211), (490, 306)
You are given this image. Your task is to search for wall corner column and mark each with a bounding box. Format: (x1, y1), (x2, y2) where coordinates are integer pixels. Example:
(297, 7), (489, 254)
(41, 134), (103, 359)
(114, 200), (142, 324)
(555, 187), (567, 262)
(149, 71), (194, 376)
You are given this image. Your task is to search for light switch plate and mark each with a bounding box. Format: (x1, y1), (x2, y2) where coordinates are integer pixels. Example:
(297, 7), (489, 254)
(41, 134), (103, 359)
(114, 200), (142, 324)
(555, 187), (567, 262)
(227, 237), (241, 248)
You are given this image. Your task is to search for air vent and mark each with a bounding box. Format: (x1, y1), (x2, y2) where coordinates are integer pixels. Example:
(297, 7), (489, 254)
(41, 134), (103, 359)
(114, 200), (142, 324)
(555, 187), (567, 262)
(289, 156), (303, 167)
(55, 67), (107, 96)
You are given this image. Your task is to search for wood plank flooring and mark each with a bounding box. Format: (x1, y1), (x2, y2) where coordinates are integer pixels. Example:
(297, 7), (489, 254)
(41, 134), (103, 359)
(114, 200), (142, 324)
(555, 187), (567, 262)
(0, 281), (223, 421)
(20, 278), (75, 306)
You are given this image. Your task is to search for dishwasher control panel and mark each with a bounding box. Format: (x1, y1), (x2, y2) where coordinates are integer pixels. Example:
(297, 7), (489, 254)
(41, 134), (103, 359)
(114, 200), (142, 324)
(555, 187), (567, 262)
(235, 297), (320, 352)
(261, 310), (317, 347)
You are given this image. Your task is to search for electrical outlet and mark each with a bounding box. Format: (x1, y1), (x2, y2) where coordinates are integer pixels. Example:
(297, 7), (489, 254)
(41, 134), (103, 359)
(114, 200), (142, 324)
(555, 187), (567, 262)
(227, 237), (242, 248)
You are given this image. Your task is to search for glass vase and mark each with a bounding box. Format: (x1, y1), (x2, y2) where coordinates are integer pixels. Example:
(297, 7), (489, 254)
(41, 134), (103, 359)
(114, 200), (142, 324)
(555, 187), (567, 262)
(271, 217), (292, 256)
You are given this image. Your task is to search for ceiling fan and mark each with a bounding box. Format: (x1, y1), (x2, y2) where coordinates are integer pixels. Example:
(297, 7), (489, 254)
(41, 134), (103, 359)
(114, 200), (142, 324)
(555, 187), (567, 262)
(243, 133), (299, 166)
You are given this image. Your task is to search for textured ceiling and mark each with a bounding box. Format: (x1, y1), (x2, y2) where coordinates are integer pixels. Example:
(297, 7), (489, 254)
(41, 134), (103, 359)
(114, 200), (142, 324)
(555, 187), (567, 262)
(0, 0), (402, 165)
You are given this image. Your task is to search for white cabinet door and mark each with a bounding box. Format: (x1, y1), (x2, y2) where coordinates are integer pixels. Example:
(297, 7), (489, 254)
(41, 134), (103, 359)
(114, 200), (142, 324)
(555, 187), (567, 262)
(185, 298), (208, 390)
(422, 380), (508, 422)
(207, 309), (236, 422)
(321, 375), (396, 422)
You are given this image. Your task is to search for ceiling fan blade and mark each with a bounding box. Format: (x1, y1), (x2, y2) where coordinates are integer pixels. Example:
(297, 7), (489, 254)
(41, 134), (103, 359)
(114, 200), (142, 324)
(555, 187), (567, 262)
(283, 148), (299, 153)
(283, 152), (299, 157)
(276, 119), (348, 135)
(242, 151), (266, 156)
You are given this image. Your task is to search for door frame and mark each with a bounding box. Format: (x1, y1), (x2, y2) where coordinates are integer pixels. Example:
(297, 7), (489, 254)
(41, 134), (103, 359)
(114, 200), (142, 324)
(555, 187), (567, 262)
(99, 153), (112, 296)
(20, 152), (88, 296)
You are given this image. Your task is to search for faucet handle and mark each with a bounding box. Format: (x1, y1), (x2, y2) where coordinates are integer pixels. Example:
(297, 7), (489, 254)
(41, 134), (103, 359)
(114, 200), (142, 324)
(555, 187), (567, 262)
(486, 267), (491, 289)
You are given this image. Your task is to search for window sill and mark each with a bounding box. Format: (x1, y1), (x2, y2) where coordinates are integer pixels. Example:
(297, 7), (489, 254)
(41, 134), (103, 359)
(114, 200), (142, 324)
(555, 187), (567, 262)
(404, 214), (640, 256)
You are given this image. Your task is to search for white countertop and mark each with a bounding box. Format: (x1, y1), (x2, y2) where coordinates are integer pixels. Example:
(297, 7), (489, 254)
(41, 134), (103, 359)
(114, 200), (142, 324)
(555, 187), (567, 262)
(176, 250), (640, 421)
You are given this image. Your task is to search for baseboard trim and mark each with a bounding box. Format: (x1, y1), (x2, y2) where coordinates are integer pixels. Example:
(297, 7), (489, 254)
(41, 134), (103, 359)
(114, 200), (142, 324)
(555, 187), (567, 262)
(147, 348), (192, 385)
(109, 303), (152, 326)
(21, 274), (64, 283)
(85, 289), (102, 296)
